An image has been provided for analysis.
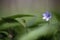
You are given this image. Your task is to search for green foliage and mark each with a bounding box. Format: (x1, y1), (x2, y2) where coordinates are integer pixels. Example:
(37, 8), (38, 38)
(19, 12), (59, 40)
(0, 13), (60, 40)
(0, 14), (34, 40)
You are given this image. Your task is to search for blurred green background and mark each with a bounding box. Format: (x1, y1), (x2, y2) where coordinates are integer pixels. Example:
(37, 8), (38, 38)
(0, 0), (60, 40)
(0, 0), (53, 25)
(0, 0), (51, 17)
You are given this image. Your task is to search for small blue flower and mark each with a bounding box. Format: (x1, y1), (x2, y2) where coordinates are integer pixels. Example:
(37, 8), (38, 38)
(42, 11), (51, 21)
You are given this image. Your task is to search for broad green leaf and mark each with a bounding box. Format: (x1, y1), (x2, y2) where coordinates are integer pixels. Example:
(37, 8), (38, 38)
(19, 23), (58, 40)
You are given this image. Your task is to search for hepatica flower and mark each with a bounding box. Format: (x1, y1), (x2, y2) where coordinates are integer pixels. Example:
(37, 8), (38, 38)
(42, 11), (52, 21)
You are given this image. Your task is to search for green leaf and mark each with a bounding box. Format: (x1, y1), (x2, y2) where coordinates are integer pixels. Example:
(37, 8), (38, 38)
(26, 16), (45, 27)
(2, 14), (34, 19)
(0, 14), (34, 27)
(19, 23), (58, 40)
(28, 21), (48, 30)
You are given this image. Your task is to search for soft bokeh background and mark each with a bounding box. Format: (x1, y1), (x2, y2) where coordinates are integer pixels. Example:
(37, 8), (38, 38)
(0, 0), (60, 40)
(0, 0), (60, 27)
(0, 0), (53, 25)
(0, 0), (53, 17)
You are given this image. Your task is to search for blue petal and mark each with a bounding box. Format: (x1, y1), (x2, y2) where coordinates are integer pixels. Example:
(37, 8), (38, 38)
(43, 11), (51, 18)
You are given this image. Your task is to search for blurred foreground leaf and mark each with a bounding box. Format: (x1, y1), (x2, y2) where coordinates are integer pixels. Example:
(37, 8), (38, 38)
(3, 14), (34, 19)
(20, 23), (58, 40)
